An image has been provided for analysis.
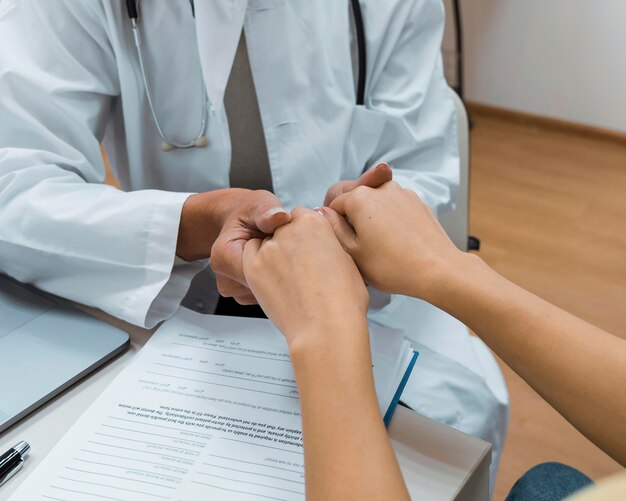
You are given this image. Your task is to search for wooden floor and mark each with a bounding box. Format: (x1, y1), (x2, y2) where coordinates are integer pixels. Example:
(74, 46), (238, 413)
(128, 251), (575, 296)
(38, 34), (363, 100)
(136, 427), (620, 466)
(468, 111), (626, 500)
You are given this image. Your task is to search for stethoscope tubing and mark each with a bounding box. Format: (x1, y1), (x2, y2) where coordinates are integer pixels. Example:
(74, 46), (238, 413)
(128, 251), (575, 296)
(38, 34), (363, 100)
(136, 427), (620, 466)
(125, 0), (366, 150)
(128, 0), (208, 151)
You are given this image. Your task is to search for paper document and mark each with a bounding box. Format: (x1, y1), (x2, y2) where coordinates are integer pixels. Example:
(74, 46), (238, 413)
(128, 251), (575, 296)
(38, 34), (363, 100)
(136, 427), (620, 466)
(10, 308), (414, 501)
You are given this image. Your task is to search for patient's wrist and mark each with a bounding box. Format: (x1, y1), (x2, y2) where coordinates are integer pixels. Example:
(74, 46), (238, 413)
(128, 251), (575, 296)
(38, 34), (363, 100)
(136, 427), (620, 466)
(288, 315), (370, 366)
(421, 252), (487, 309)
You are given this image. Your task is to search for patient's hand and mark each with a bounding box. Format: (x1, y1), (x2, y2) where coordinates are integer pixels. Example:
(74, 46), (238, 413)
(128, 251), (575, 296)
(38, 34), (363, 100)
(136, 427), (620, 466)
(242, 208), (368, 347)
(323, 181), (464, 302)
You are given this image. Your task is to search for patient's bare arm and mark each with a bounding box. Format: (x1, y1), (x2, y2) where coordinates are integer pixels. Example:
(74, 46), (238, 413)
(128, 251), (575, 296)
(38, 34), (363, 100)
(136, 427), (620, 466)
(325, 181), (626, 466)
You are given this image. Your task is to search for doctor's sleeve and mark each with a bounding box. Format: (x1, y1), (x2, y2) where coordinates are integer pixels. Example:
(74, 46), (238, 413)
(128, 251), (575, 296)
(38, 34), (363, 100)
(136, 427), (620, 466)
(365, 0), (459, 216)
(0, 0), (198, 328)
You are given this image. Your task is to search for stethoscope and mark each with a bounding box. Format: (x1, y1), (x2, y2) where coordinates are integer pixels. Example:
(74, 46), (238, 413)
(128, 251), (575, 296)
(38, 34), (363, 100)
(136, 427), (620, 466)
(125, 0), (366, 152)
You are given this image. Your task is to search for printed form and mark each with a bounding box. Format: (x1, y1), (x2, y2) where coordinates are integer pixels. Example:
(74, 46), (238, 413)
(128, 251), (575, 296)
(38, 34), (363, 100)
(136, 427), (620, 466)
(10, 308), (412, 501)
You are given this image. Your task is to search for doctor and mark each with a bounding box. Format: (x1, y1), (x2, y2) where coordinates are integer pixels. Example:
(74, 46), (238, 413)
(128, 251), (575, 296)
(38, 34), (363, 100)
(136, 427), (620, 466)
(0, 0), (508, 484)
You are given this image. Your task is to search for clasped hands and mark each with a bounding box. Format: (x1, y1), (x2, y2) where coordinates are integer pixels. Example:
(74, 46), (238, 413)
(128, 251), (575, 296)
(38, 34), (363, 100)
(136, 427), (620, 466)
(177, 162), (462, 345)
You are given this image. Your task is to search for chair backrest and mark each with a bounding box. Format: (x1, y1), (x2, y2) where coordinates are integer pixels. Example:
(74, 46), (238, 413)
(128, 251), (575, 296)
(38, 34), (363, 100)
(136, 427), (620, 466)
(439, 89), (470, 252)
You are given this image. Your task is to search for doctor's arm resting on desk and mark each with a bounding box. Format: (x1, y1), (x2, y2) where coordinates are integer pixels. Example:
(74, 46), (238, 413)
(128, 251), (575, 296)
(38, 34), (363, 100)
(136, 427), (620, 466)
(320, 182), (626, 467)
(243, 208), (410, 501)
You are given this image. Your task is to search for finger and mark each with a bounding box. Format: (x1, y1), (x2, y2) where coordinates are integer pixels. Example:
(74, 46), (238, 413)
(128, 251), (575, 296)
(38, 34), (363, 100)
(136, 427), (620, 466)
(319, 207), (358, 253)
(233, 293), (258, 306)
(242, 238), (263, 268)
(257, 207), (291, 234)
(215, 274), (251, 298)
(211, 236), (248, 285)
(328, 189), (356, 218)
(291, 207), (332, 232)
(242, 238), (263, 286)
(252, 191), (292, 234)
(291, 206), (319, 219)
(358, 162), (393, 189)
(323, 162), (392, 206)
(324, 180), (357, 207)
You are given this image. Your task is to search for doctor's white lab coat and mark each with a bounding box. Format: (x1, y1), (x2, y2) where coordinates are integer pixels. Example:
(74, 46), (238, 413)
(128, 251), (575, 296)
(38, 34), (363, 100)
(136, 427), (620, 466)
(0, 0), (508, 488)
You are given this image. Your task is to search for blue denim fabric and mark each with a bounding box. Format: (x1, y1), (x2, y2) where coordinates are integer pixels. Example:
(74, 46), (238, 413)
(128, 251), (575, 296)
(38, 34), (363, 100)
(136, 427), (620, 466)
(505, 463), (593, 501)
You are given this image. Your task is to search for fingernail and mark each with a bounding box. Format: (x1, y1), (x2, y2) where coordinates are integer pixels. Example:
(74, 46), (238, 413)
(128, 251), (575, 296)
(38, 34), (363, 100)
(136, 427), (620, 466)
(313, 207), (326, 216)
(265, 207), (288, 217)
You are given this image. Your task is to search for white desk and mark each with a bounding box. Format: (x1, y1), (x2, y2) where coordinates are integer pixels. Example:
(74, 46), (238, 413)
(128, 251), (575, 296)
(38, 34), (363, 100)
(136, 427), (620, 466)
(0, 307), (491, 500)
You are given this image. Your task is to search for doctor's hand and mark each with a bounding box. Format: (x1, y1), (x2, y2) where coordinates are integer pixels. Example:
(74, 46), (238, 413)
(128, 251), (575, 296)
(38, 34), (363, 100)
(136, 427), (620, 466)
(242, 208), (369, 349)
(177, 189), (291, 304)
(322, 181), (464, 303)
(323, 162), (392, 207)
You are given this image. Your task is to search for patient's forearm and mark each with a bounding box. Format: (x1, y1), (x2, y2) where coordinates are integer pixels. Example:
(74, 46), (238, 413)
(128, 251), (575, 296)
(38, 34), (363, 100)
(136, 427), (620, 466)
(290, 320), (409, 501)
(423, 254), (626, 466)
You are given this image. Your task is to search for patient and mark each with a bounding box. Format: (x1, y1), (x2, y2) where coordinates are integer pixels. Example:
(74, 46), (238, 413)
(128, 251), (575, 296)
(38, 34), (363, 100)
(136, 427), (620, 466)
(242, 181), (626, 500)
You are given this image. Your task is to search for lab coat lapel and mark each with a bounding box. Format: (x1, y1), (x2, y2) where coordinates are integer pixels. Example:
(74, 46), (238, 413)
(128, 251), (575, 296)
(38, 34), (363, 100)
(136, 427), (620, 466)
(194, 0), (248, 112)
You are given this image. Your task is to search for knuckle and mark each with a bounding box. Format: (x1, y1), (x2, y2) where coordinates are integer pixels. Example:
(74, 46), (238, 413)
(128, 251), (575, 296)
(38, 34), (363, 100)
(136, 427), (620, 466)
(215, 276), (234, 297)
(210, 235), (230, 264)
(235, 295), (257, 306)
(300, 210), (318, 223)
(403, 187), (425, 205)
(253, 189), (275, 204)
(291, 206), (308, 218)
(324, 185), (340, 203)
(352, 185), (370, 198)
(212, 240), (243, 277)
(348, 186), (372, 207)
(341, 234), (359, 250)
(209, 246), (226, 273)
(343, 238), (359, 255)
(247, 255), (263, 277)
(300, 213), (327, 233)
(217, 277), (247, 297)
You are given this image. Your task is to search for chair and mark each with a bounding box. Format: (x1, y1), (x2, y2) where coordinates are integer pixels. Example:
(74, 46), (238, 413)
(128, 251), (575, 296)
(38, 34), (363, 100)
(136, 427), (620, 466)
(439, 89), (476, 252)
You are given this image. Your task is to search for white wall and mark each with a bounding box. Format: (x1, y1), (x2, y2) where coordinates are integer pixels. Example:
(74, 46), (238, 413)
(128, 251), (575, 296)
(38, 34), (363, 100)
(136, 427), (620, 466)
(443, 0), (626, 133)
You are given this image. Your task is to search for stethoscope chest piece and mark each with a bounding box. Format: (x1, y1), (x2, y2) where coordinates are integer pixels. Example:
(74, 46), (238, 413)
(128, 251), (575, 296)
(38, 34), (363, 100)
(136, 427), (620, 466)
(161, 135), (208, 152)
(128, 0), (366, 152)
(128, 0), (209, 152)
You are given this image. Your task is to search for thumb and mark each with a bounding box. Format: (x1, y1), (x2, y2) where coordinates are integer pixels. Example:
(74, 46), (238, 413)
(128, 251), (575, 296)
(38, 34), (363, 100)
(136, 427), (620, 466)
(252, 193), (292, 234)
(324, 162), (392, 206)
(318, 207), (358, 254)
(256, 207), (291, 234)
(358, 162), (393, 189)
